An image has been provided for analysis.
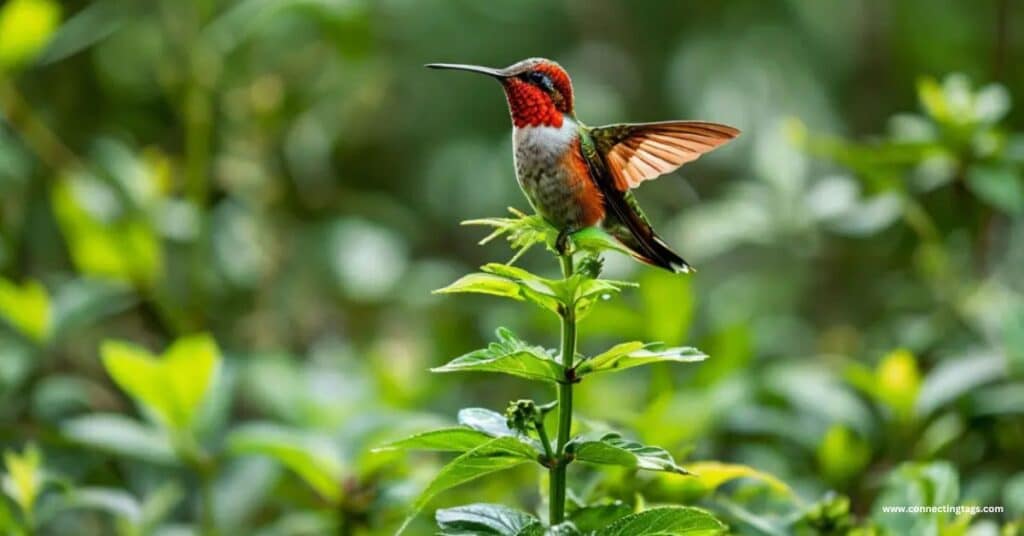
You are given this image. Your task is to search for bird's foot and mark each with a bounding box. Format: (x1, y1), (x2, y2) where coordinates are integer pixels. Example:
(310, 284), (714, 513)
(555, 228), (575, 256)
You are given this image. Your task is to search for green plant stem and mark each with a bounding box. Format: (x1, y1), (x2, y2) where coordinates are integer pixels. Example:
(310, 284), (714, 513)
(535, 418), (554, 460)
(199, 466), (217, 536)
(549, 253), (576, 525)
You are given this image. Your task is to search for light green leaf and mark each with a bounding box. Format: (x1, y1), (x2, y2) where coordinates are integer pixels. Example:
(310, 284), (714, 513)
(458, 407), (517, 438)
(481, 264), (563, 313)
(0, 0), (61, 69)
(915, 350), (1005, 417)
(1, 445), (44, 518)
(436, 503), (543, 535)
(61, 414), (176, 464)
(227, 422), (345, 504)
(571, 276), (638, 318)
(434, 273), (525, 301)
(60, 487), (142, 524)
(683, 461), (794, 497)
(432, 327), (563, 383)
(398, 437), (538, 535)
(816, 426), (871, 484)
(463, 207), (556, 255)
(571, 226), (634, 256)
(577, 342), (707, 377)
(572, 433), (689, 474)
(596, 506), (726, 535)
(101, 333), (221, 431)
(0, 278), (51, 343)
(966, 164), (1024, 215)
(374, 428), (495, 453)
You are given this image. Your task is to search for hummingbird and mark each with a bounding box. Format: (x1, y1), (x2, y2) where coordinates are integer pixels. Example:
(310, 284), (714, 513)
(427, 58), (739, 273)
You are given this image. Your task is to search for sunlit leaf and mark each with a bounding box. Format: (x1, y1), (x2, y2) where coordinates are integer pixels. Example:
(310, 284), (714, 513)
(398, 437), (538, 535)
(595, 506), (726, 535)
(0, 278), (51, 343)
(683, 461), (794, 497)
(463, 207), (556, 259)
(817, 426), (871, 484)
(227, 422), (345, 503)
(432, 327), (563, 383)
(436, 503), (543, 535)
(1, 444), (44, 518)
(877, 349), (920, 421)
(0, 0), (61, 69)
(61, 413), (176, 464)
(577, 342), (706, 377)
(571, 433), (688, 474)
(101, 334), (221, 431)
(375, 428), (495, 453)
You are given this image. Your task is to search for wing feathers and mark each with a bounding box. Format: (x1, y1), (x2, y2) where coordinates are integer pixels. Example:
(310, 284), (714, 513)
(595, 121), (739, 191)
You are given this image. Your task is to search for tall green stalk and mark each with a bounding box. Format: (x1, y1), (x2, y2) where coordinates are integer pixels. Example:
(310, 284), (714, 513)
(550, 253), (576, 524)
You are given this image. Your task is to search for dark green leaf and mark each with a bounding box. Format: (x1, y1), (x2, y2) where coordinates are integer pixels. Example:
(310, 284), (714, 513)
(432, 327), (563, 383)
(397, 437), (538, 534)
(569, 501), (632, 532)
(436, 503), (543, 535)
(572, 433), (688, 474)
(596, 506), (726, 535)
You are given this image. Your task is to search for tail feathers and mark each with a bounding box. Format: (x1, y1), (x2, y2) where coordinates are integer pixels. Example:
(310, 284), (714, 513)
(606, 222), (693, 273)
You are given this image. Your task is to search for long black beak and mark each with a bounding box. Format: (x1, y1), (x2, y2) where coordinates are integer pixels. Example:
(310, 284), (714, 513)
(425, 63), (508, 79)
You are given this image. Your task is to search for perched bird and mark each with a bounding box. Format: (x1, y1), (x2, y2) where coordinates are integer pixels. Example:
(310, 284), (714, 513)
(427, 58), (739, 273)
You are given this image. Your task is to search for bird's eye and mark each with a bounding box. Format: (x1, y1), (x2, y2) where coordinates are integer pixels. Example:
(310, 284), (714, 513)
(526, 71), (554, 92)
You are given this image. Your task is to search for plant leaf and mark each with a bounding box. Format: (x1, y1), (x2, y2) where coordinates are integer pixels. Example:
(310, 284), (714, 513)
(1, 444), (44, 517)
(100, 334), (220, 431)
(569, 500), (633, 532)
(577, 343), (707, 377)
(0, 0), (61, 69)
(463, 208), (556, 251)
(434, 273), (526, 301)
(397, 437), (538, 535)
(432, 327), (563, 383)
(0, 278), (51, 343)
(572, 433), (689, 474)
(458, 407), (517, 438)
(61, 413), (176, 464)
(682, 461), (794, 497)
(375, 428), (495, 453)
(596, 506), (726, 535)
(226, 422), (345, 504)
(572, 277), (638, 318)
(60, 487), (143, 524)
(436, 503), (544, 535)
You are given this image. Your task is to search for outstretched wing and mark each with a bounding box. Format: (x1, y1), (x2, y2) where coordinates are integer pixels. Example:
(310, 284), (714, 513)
(577, 126), (693, 273)
(590, 121), (739, 191)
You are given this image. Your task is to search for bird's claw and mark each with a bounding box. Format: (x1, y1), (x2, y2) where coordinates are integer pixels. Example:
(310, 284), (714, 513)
(555, 229), (574, 256)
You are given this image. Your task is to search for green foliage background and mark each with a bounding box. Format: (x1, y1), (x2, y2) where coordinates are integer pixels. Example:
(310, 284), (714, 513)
(0, 0), (1023, 534)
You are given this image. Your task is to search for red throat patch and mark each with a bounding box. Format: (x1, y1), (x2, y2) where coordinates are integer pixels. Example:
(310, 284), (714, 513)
(503, 78), (563, 128)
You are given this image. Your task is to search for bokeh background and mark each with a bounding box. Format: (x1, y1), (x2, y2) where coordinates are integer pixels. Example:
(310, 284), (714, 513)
(1, 0), (1023, 534)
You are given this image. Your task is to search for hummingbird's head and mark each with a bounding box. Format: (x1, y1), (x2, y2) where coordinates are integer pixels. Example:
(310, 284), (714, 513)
(426, 58), (573, 128)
